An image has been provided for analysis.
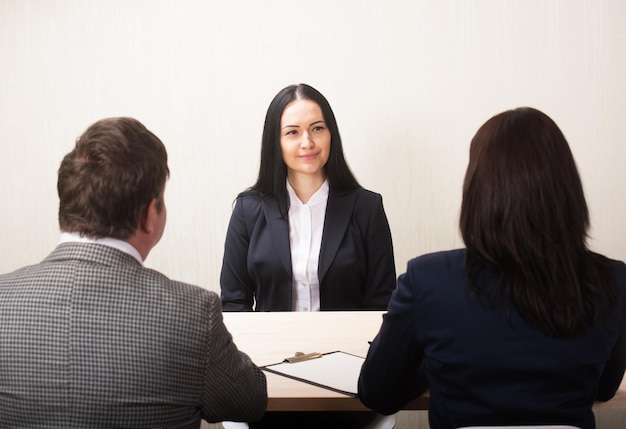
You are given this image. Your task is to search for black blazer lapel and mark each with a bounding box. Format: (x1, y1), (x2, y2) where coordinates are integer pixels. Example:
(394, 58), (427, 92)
(262, 198), (292, 276)
(318, 188), (357, 281)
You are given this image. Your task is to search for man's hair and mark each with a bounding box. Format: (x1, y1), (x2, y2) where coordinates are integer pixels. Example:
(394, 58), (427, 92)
(460, 107), (615, 338)
(58, 117), (169, 239)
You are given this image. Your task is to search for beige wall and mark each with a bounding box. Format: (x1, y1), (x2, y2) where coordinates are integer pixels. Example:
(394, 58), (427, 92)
(1, 1), (625, 426)
(1, 0), (625, 284)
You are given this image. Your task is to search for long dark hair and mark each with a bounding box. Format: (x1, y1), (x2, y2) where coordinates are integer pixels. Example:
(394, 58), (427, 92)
(247, 83), (360, 215)
(460, 107), (615, 337)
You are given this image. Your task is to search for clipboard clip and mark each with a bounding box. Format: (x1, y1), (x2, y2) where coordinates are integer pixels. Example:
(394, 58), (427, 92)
(283, 351), (322, 363)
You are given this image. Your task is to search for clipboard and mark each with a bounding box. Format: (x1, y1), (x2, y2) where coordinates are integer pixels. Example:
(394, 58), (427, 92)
(261, 351), (365, 397)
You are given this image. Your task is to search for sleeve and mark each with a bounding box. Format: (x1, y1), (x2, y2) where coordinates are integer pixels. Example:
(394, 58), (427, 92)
(200, 294), (267, 422)
(362, 193), (396, 309)
(596, 262), (626, 401)
(220, 197), (255, 312)
(358, 262), (427, 414)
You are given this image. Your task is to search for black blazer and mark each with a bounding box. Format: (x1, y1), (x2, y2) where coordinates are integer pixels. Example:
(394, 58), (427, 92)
(220, 187), (396, 311)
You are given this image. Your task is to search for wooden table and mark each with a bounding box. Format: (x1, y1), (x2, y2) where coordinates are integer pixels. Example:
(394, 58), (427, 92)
(222, 311), (626, 412)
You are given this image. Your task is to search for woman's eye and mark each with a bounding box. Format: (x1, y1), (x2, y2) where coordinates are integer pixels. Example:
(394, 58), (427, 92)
(312, 126), (325, 132)
(285, 130), (298, 136)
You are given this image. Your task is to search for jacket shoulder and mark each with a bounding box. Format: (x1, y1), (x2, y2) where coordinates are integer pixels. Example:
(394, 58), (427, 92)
(407, 249), (467, 274)
(139, 267), (221, 312)
(354, 187), (383, 204)
(330, 187), (383, 211)
(234, 191), (267, 215)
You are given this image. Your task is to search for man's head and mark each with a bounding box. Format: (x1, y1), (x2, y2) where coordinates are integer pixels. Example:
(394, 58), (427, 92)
(58, 117), (170, 250)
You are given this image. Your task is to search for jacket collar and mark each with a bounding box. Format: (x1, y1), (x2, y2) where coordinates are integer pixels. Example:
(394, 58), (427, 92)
(45, 242), (143, 268)
(59, 232), (143, 264)
(261, 197), (292, 276)
(260, 188), (358, 282)
(319, 188), (357, 280)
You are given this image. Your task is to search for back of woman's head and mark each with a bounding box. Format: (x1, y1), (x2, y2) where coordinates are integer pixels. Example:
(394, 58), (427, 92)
(251, 84), (359, 213)
(461, 107), (588, 264)
(460, 107), (615, 337)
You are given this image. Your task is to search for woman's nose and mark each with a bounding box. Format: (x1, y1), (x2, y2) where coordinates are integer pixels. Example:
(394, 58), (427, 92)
(300, 132), (314, 148)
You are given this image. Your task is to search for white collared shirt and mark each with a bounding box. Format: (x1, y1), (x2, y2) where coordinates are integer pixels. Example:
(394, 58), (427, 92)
(60, 232), (143, 265)
(286, 179), (329, 312)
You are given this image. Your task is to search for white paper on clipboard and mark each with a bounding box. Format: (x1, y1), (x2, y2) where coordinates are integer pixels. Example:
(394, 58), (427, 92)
(261, 351), (365, 397)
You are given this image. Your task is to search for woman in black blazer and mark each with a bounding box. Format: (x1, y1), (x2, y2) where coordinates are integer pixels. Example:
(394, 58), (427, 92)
(220, 83), (396, 313)
(220, 83), (397, 429)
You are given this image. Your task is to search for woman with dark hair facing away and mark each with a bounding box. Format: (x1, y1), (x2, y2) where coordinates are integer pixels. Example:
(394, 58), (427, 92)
(358, 107), (626, 429)
(220, 84), (396, 428)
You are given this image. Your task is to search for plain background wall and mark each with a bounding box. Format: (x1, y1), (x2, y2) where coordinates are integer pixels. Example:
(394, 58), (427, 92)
(1, 1), (626, 427)
(2, 0), (625, 286)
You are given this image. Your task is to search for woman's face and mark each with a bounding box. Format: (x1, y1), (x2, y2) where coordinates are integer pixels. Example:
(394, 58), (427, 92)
(279, 98), (331, 181)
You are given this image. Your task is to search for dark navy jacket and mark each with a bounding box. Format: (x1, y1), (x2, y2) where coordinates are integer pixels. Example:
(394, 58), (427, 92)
(358, 249), (626, 429)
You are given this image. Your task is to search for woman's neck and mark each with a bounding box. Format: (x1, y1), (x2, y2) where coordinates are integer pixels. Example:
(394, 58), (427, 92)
(288, 173), (326, 204)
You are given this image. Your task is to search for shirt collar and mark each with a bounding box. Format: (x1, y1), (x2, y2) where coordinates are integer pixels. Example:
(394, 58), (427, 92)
(60, 232), (144, 265)
(286, 179), (329, 207)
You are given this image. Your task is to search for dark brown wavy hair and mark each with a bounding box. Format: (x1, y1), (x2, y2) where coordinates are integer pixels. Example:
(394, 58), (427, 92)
(460, 107), (615, 337)
(58, 117), (169, 239)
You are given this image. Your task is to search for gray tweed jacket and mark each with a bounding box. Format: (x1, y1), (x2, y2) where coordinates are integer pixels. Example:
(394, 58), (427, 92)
(0, 242), (267, 428)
